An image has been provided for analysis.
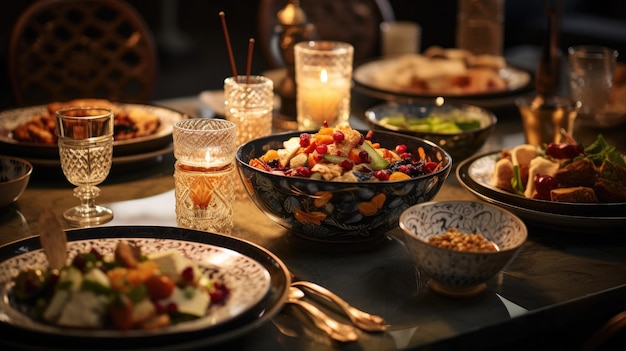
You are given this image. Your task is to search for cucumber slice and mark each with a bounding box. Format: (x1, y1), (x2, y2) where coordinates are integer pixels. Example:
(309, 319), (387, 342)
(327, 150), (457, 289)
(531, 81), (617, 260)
(359, 142), (389, 170)
(322, 154), (347, 164)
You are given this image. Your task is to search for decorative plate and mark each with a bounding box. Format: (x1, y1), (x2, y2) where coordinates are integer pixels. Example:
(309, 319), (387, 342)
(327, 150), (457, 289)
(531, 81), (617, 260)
(0, 103), (187, 159)
(353, 56), (533, 100)
(0, 226), (290, 350)
(456, 151), (626, 232)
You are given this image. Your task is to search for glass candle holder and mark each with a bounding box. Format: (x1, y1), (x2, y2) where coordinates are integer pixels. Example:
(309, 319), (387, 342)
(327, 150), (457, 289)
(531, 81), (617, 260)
(295, 41), (354, 130)
(224, 75), (274, 199)
(173, 118), (237, 235)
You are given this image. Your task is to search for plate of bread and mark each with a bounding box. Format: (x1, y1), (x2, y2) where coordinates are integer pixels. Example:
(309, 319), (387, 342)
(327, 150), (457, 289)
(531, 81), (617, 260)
(456, 139), (626, 232)
(0, 99), (187, 161)
(353, 47), (532, 101)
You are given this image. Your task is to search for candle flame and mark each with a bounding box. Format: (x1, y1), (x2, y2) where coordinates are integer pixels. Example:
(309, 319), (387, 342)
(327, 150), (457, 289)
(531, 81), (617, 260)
(320, 69), (328, 83)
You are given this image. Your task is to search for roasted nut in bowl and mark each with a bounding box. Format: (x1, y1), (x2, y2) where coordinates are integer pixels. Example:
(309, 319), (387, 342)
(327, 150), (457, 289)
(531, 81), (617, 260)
(365, 101), (497, 162)
(399, 201), (527, 297)
(236, 128), (451, 243)
(0, 156), (33, 207)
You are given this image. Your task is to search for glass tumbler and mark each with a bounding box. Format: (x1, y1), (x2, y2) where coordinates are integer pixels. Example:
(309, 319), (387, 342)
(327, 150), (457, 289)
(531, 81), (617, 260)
(295, 41), (354, 130)
(224, 75), (274, 199)
(568, 45), (619, 119)
(56, 107), (114, 226)
(173, 118), (237, 235)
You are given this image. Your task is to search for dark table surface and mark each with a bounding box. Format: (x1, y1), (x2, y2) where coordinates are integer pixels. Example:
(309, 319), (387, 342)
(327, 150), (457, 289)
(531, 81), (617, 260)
(1, 83), (625, 350)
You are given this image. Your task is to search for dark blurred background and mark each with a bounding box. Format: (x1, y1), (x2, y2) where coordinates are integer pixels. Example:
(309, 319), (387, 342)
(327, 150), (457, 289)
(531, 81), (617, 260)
(2, 0), (626, 110)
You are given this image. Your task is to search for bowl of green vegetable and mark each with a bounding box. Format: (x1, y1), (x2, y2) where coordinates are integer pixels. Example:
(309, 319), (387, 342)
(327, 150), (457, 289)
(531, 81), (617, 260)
(365, 101), (497, 163)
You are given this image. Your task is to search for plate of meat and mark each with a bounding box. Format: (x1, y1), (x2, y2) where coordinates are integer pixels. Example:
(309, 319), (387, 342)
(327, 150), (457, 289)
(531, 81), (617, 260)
(0, 99), (188, 160)
(455, 138), (626, 232)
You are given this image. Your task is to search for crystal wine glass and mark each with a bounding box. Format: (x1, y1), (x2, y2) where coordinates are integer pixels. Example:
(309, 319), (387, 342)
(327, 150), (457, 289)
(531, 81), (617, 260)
(56, 107), (114, 226)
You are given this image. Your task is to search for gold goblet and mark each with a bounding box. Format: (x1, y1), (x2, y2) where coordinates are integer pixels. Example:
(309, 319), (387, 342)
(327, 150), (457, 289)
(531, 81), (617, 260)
(56, 107), (114, 226)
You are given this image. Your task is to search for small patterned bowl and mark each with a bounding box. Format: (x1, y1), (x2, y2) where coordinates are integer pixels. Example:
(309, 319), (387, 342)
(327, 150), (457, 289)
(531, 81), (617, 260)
(0, 156), (32, 207)
(236, 130), (452, 243)
(399, 201), (527, 296)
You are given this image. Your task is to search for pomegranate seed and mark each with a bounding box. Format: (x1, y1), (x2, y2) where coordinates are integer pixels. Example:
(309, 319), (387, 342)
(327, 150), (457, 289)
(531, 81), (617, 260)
(401, 152), (411, 159)
(316, 144), (328, 154)
(395, 144), (408, 154)
(358, 134), (365, 145)
(323, 121), (329, 128)
(72, 255), (87, 270)
(299, 133), (311, 147)
(296, 166), (312, 177)
(89, 248), (103, 260)
(423, 162), (438, 173)
(314, 153), (324, 161)
(166, 302), (178, 313)
(181, 266), (195, 282)
(333, 131), (345, 143)
(358, 150), (371, 163)
(374, 170), (389, 180)
(339, 159), (354, 170)
(154, 301), (166, 314)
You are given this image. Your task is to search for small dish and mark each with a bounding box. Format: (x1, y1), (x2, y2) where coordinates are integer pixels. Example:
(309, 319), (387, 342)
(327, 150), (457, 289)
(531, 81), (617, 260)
(0, 156), (32, 207)
(365, 101), (497, 162)
(399, 201), (527, 297)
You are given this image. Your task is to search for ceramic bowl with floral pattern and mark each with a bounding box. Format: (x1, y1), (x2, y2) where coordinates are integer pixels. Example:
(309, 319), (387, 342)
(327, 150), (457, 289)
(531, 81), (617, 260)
(399, 201), (527, 297)
(236, 129), (452, 243)
(0, 156), (32, 207)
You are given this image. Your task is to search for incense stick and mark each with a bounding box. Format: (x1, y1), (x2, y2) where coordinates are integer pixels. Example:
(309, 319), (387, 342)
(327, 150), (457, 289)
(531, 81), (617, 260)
(246, 38), (255, 84)
(219, 11), (238, 77)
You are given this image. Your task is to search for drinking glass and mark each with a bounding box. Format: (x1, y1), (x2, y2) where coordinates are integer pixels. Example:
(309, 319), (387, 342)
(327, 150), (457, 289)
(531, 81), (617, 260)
(56, 107), (114, 226)
(568, 45), (618, 122)
(224, 75), (274, 199)
(380, 21), (421, 56)
(516, 95), (579, 146)
(173, 118), (237, 234)
(295, 41), (353, 130)
(456, 0), (504, 56)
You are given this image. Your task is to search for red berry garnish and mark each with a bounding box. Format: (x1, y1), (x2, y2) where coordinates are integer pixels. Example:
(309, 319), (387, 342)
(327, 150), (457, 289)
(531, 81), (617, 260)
(166, 302), (178, 313)
(296, 166), (312, 177)
(374, 170), (389, 180)
(316, 144), (328, 154)
(181, 266), (195, 282)
(395, 144), (408, 154)
(423, 162), (438, 173)
(339, 159), (354, 170)
(299, 133), (311, 147)
(333, 131), (345, 143)
(359, 150), (371, 163)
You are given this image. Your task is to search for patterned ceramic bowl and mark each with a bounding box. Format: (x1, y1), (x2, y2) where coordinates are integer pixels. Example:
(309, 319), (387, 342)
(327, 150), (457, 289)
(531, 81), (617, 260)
(399, 201), (527, 297)
(0, 156), (32, 207)
(365, 101), (497, 163)
(236, 130), (451, 243)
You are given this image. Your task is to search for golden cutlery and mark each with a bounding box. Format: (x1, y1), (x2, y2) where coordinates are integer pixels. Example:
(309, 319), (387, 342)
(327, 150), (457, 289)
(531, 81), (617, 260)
(292, 280), (387, 332)
(286, 286), (358, 342)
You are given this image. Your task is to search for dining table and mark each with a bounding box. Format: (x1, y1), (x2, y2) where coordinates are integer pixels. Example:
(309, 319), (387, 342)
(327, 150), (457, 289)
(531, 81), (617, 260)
(1, 81), (626, 351)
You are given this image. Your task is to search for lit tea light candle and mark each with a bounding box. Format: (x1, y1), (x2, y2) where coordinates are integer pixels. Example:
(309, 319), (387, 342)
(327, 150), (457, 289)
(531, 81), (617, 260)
(297, 68), (350, 128)
(295, 41), (354, 130)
